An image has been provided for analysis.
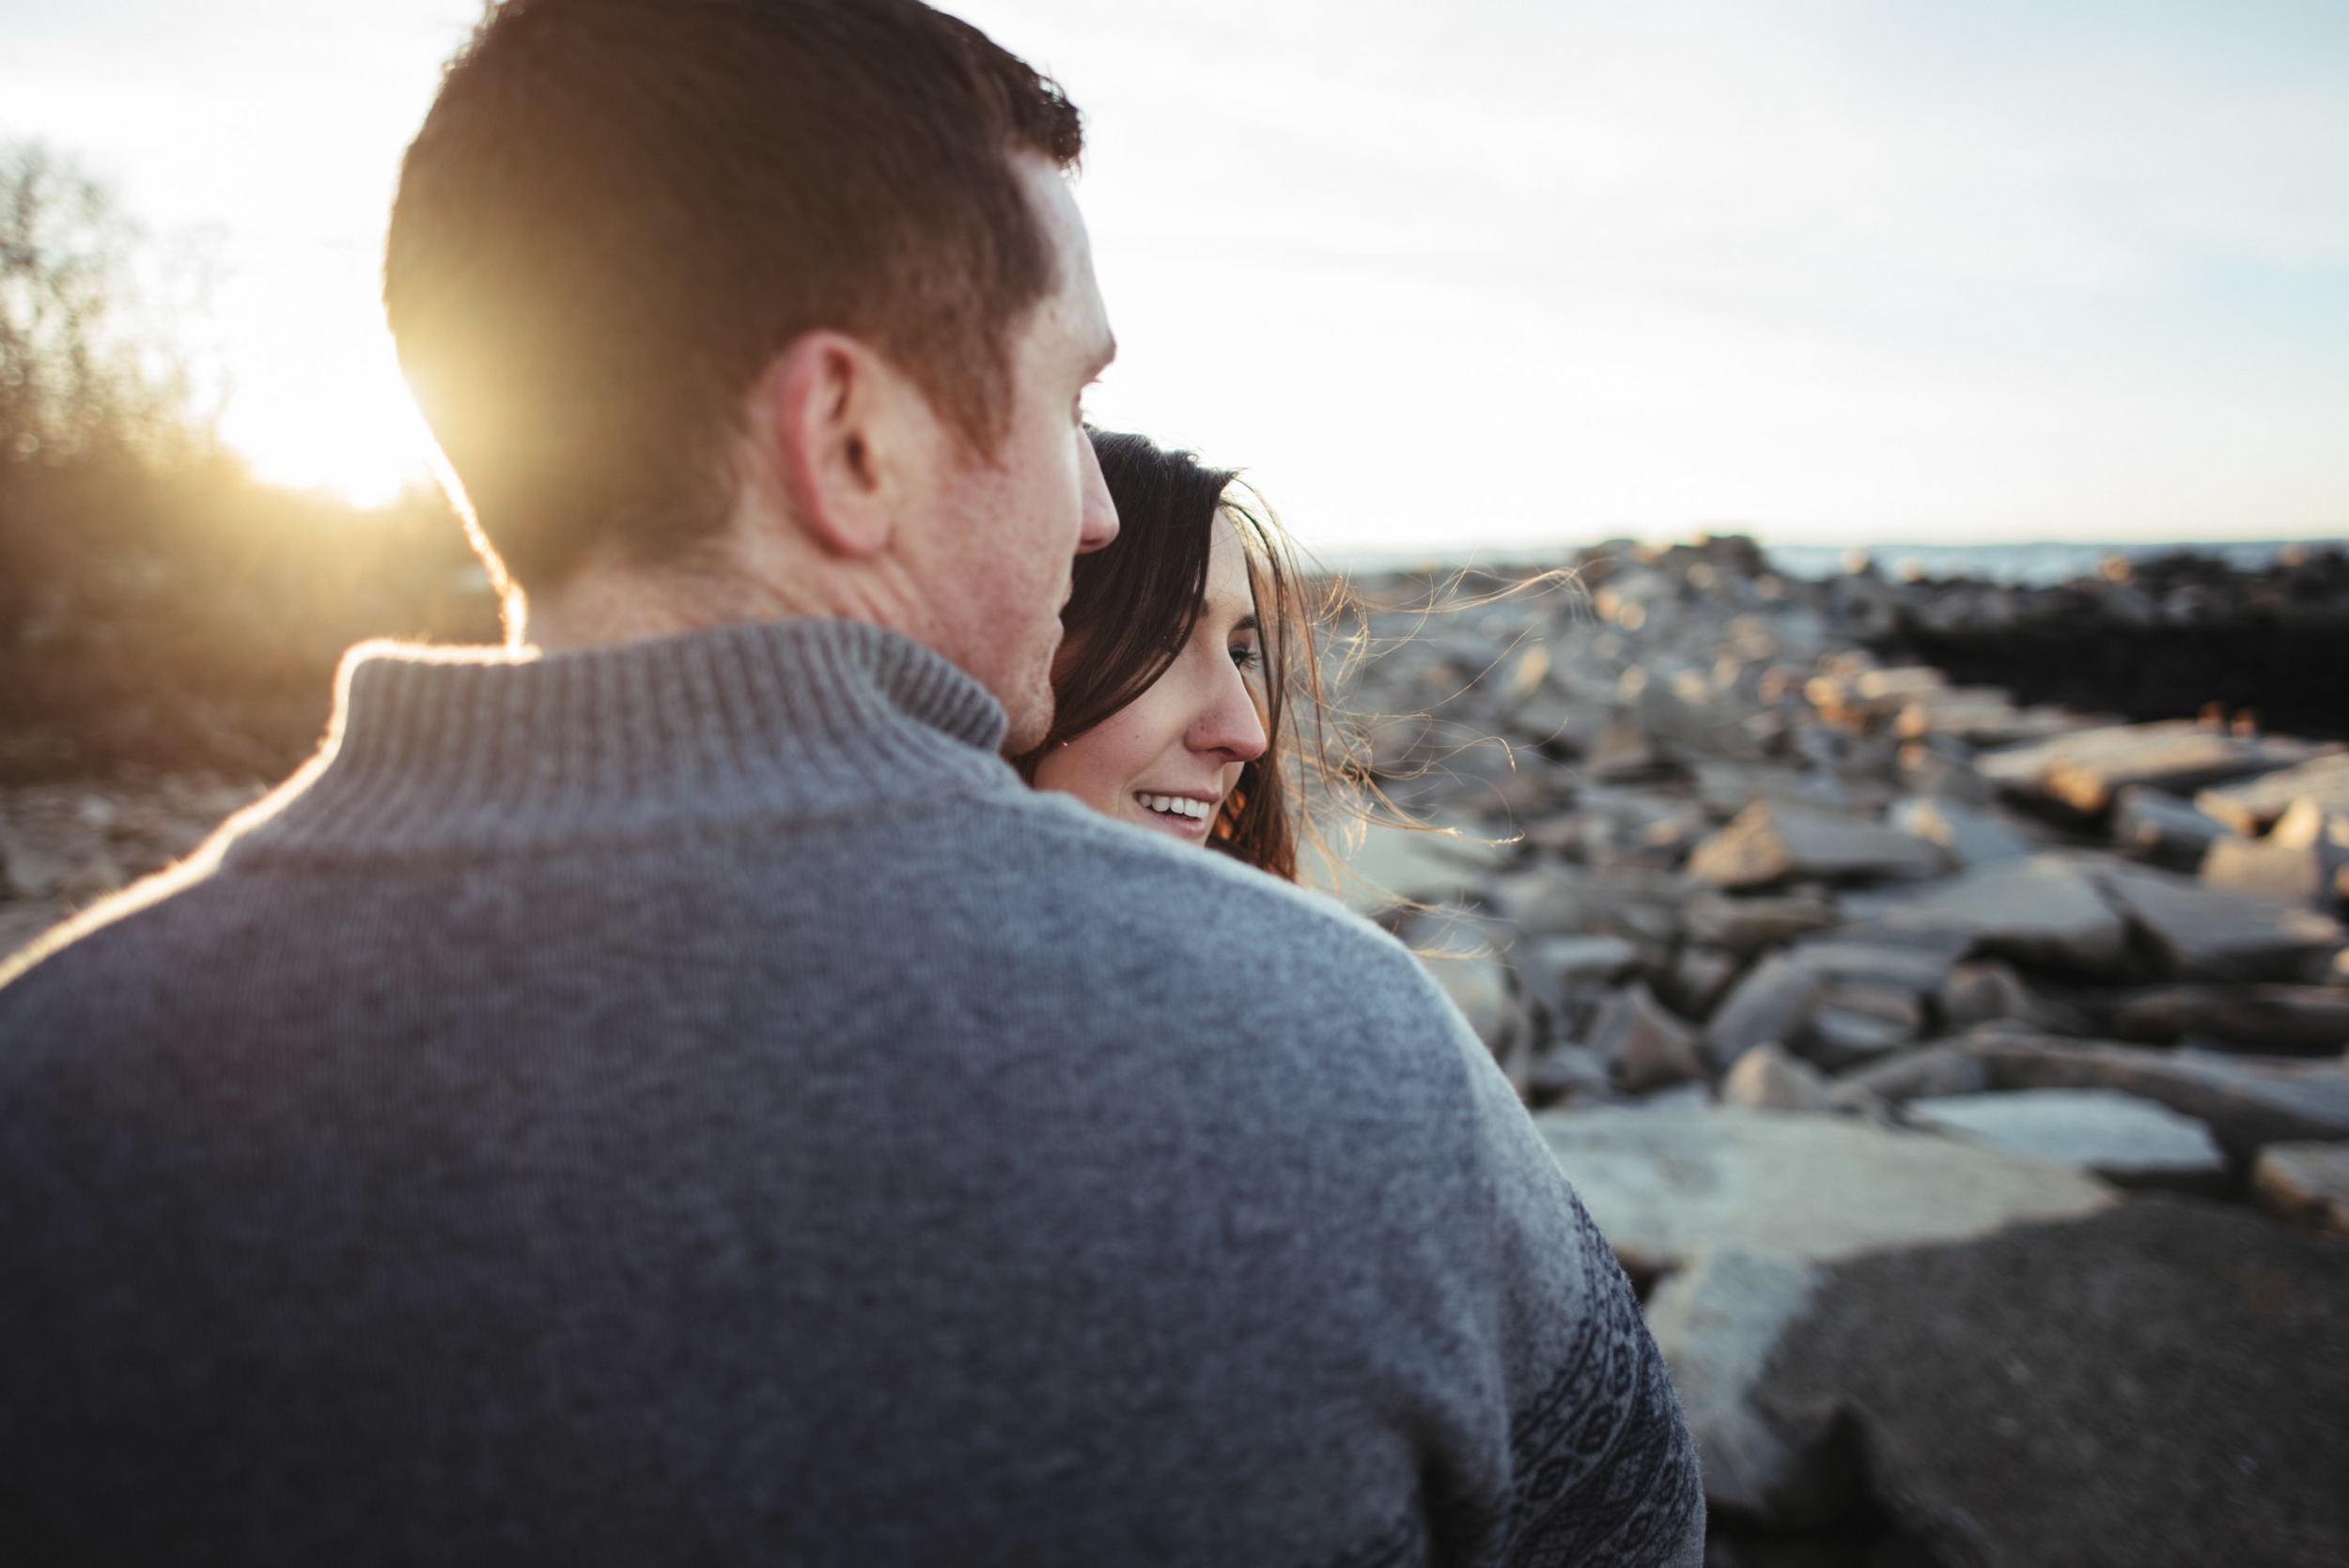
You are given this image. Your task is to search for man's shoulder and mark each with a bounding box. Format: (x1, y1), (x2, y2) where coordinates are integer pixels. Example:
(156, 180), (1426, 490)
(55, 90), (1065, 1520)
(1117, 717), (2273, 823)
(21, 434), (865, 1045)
(964, 789), (1362, 925)
(963, 793), (1440, 998)
(0, 858), (217, 1004)
(936, 797), (1498, 1126)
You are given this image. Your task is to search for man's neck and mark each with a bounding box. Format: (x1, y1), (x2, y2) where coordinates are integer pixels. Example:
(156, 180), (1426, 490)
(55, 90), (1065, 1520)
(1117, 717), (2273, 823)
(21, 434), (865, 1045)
(521, 552), (817, 655)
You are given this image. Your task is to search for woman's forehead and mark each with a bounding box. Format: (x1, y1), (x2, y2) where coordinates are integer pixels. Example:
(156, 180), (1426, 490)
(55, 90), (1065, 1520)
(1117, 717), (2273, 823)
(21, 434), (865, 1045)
(1205, 510), (1255, 607)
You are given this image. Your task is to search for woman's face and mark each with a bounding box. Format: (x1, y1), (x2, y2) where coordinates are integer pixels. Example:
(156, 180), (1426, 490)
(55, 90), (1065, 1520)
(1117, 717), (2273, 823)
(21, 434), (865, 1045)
(1033, 512), (1269, 846)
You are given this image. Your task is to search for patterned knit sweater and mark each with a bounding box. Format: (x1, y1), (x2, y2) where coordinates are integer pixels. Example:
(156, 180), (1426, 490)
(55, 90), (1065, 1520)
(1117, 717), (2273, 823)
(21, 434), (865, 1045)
(0, 618), (1703, 1567)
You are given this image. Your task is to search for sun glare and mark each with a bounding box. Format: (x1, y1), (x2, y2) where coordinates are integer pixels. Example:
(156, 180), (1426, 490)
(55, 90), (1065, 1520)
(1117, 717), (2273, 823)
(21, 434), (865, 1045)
(26, 0), (2328, 546)
(214, 285), (439, 510)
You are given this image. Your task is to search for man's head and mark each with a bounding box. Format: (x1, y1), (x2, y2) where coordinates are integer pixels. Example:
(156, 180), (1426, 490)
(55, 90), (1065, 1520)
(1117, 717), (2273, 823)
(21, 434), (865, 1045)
(385, 0), (1116, 747)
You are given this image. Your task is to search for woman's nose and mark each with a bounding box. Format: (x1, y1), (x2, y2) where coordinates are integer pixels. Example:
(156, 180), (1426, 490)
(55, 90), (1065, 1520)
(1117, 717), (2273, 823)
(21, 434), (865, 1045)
(1191, 663), (1268, 763)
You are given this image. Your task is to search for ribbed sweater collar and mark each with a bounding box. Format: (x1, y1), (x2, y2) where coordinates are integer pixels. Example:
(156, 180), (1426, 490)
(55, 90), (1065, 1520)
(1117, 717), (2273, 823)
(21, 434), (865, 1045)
(239, 618), (1016, 861)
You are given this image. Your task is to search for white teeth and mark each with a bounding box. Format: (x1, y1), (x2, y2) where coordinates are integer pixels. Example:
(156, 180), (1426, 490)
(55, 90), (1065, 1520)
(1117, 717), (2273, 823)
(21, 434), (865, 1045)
(1138, 793), (1211, 821)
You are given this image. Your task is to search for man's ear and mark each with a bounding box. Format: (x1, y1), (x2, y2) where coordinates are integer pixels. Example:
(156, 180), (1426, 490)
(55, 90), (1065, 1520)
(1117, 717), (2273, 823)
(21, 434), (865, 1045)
(756, 330), (910, 561)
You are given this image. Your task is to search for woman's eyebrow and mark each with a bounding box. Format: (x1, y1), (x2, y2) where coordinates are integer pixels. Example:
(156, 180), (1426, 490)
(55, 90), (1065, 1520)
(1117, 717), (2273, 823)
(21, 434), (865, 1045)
(1232, 613), (1260, 635)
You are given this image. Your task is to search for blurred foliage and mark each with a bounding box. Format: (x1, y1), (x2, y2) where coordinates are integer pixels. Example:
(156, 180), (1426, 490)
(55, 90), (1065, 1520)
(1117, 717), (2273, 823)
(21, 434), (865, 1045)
(0, 142), (500, 782)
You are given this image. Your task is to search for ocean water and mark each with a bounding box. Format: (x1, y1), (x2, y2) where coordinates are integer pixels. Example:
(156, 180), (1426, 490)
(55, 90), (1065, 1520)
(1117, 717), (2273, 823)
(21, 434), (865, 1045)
(1758, 538), (2346, 587)
(1316, 537), (2346, 587)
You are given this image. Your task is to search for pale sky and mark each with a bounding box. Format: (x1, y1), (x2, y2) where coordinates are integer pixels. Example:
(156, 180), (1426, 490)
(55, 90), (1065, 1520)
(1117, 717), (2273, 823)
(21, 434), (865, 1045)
(5, 0), (2344, 555)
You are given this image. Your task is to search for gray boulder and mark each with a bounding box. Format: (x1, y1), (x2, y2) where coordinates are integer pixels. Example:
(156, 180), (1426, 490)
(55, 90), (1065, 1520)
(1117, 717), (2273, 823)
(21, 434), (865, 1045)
(1488, 863), (1596, 936)
(1683, 889), (1838, 954)
(1890, 688), (2031, 744)
(2253, 1141), (2349, 1234)
(2196, 752), (2349, 836)
(1752, 1198), (2349, 1565)
(1943, 959), (2068, 1034)
(1514, 932), (1640, 1021)
(2106, 984), (2349, 1053)
(2095, 863), (2347, 981)
(1534, 1104), (2111, 1281)
(1642, 1250), (1853, 1525)
(1524, 1043), (1612, 1105)
(1640, 677), (1766, 764)
(1864, 856), (2129, 973)
(1788, 930), (1970, 995)
(2201, 829), (2347, 910)
(1526, 933), (1641, 986)
(1543, 1106), (2112, 1532)
(1585, 718), (1668, 780)
(1691, 761), (1851, 822)
(1720, 1043), (1838, 1112)
(1835, 1042), (1995, 1105)
(1688, 801), (1948, 890)
(1661, 943), (1741, 1020)
(2111, 785), (2230, 871)
(1857, 1030), (2349, 1164)
(1905, 1088), (2227, 1192)
(1890, 795), (2033, 867)
(1703, 953), (1824, 1073)
(1797, 981), (1920, 1072)
(1980, 721), (2330, 815)
(1588, 981), (1706, 1094)
(1895, 742), (1999, 807)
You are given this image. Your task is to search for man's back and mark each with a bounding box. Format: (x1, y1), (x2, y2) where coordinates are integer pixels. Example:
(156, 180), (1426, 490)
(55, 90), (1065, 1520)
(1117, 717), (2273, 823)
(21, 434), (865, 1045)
(0, 622), (1701, 1566)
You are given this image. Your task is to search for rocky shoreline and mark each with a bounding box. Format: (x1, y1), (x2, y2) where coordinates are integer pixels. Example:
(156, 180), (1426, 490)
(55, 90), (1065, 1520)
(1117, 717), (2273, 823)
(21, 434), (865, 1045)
(4, 539), (2344, 1564)
(1326, 536), (2348, 1566)
(1859, 544), (2349, 739)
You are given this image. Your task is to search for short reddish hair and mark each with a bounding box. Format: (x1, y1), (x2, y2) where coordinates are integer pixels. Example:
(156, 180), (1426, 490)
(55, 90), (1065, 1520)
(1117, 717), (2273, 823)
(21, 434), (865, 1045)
(384, 0), (1083, 590)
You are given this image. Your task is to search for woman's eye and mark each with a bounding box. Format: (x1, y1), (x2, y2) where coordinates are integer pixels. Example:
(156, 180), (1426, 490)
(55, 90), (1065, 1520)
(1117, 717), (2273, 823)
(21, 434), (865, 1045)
(1229, 642), (1261, 673)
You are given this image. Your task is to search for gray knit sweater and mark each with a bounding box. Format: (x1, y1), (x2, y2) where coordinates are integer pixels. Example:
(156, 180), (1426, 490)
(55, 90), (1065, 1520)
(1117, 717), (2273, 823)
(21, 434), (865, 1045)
(0, 619), (1702, 1567)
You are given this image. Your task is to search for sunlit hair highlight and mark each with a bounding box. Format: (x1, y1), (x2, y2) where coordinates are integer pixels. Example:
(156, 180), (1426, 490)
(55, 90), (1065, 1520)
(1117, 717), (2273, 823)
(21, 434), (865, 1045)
(385, 0), (1083, 595)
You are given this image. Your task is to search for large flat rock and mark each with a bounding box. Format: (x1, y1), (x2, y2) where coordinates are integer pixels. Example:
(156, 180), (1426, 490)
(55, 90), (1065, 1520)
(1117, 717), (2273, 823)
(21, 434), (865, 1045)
(1692, 761), (1852, 821)
(1687, 801), (1947, 890)
(2197, 753), (2349, 836)
(2110, 785), (2231, 872)
(2201, 828), (2348, 909)
(1849, 1032), (2349, 1164)
(1906, 1088), (2227, 1191)
(1787, 930), (1970, 993)
(1980, 722), (2331, 816)
(1534, 1104), (2111, 1279)
(1683, 890), (1839, 955)
(2095, 862), (2346, 981)
(1862, 857), (2129, 973)
(1641, 1249), (1845, 1524)
(2253, 1141), (2349, 1234)
(1753, 1198), (2349, 1566)
(1890, 795), (2034, 867)
(2107, 984), (2349, 1053)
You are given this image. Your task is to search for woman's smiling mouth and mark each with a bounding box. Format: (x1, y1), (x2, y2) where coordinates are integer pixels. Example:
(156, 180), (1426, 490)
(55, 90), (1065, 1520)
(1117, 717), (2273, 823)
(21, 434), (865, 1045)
(1136, 792), (1214, 824)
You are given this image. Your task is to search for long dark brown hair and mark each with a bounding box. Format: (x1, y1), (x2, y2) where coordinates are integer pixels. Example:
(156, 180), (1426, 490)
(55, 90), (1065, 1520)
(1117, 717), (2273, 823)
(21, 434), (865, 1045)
(1014, 428), (1329, 881)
